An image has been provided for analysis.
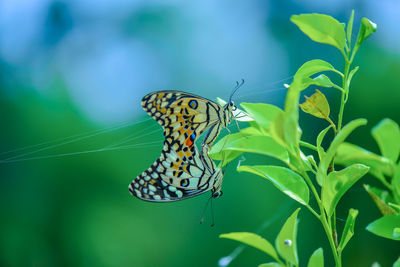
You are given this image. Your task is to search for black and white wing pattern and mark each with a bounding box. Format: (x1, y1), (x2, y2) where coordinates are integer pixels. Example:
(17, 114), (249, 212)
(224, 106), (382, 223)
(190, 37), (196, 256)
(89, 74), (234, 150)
(129, 142), (223, 202)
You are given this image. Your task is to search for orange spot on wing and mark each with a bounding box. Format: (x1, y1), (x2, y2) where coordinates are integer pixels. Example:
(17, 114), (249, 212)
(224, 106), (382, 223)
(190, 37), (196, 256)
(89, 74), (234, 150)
(172, 163), (179, 170)
(186, 139), (193, 147)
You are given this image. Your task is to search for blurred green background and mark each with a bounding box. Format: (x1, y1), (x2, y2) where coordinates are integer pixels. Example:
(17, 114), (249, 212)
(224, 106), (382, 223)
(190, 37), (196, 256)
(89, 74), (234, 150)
(1, 1), (399, 266)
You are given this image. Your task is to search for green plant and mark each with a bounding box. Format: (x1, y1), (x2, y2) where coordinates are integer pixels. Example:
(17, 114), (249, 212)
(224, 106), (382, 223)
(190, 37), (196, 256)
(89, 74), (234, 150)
(210, 11), (379, 266)
(335, 118), (400, 241)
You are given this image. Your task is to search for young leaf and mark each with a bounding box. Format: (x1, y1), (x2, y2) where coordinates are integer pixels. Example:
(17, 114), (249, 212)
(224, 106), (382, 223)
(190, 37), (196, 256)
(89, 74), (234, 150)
(346, 10), (355, 49)
(317, 119), (367, 185)
(322, 164), (369, 216)
(238, 165), (309, 205)
(346, 66), (359, 91)
(371, 118), (400, 163)
(316, 125), (333, 162)
(275, 208), (300, 265)
(366, 214), (400, 241)
(300, 89), (330, 119)
(338, 209), (358, 252)
(312, 74), (335, 88)
(209, 134), (290, 165)
(220, 232), (280, 262)
(364, 184), (397, 216)
(284, 60), (336, 153)
(240, 102), (284, 130)
(307, 248), (324, 267)
(291, 13), (346, 52)
(355, 17), (377, 49)
(291, 59), (336, 91)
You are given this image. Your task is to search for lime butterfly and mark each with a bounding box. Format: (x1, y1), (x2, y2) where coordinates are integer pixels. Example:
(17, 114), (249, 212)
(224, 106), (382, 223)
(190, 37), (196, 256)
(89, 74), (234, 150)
(129, 140), (224, 202)
(129, 86), (251, 202)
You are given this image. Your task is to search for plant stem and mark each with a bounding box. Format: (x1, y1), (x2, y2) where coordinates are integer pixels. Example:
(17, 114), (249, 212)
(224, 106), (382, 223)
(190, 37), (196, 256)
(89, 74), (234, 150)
(332, 210), (338, 248)
(320, 213), (341, 267)
(337, 59), (349, 131)
(300, 167), (341, 266)
(325, 116), (337, 135)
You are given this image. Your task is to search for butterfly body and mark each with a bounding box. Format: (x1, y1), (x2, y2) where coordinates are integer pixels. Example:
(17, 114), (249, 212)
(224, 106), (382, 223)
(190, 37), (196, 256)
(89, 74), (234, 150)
(129, 90), (235, 202)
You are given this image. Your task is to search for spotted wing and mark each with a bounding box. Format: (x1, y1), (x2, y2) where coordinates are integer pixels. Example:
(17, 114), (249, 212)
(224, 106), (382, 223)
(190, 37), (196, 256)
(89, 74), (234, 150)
(142, 91), (224, 149)
(129, 143), (219, 202)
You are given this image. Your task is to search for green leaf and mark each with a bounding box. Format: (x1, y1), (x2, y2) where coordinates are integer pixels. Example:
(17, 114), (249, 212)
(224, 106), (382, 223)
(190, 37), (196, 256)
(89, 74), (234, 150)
(291, 13), (346, 52)
(312, 74), (335, 88)
(393, 163), (400, 203)
(322, 164), (369, 216)
(238, 165), (309, 205)
(291, 59), (337, 91)
(346, 66), (359, 91)
(240, 102), (284, 130)
(307, 248), (324, 267)
(335, 142), (393, 180)
(270, 112), (286, 145)
(220, 232), (280, 261)
(371, 118), (400, 163)
(366, 214), (400, 241)
(316, 125), (333, 161)
(284, 60), (336, 153)
(300, 89), (330, 119)
(394, 258), (400, 267)
(364, 184), (397, 216)
(338, 209), (358, 252)
(283, 87), (301, 154)
(317, 118), (367, 185)
(275, 208), (300, 265)
(208, 133), (245, 165)
(258, 263), (282, 267)
(346, 10), (355, 49)
(209, 134), (289, 166)
(355, 17), (377, 49)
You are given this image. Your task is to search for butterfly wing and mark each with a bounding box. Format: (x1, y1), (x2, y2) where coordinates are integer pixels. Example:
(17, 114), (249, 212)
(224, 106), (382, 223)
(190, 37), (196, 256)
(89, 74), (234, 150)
(141, 91), (224, 148)
(129, 143), (217, 202)
(129, 90), (227, 202)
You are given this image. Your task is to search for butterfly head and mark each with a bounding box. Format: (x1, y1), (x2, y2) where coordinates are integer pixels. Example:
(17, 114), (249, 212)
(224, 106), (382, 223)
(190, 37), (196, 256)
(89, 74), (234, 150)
(223, 79), (244, 124)
(223, 100), (237, 124)
(212, 191), (223, 198)
(210, 167), (225, 198)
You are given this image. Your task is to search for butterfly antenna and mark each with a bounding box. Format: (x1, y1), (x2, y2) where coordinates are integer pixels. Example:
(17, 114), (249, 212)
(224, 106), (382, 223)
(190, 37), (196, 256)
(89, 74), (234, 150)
(200, 196), (213, 225)
(228, 78), (245, 104)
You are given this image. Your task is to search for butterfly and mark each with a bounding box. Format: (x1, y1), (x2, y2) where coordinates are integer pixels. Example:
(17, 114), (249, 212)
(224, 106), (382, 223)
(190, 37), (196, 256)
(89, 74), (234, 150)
(129, 82), (250, 202)
(129, 139), (224, 202)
